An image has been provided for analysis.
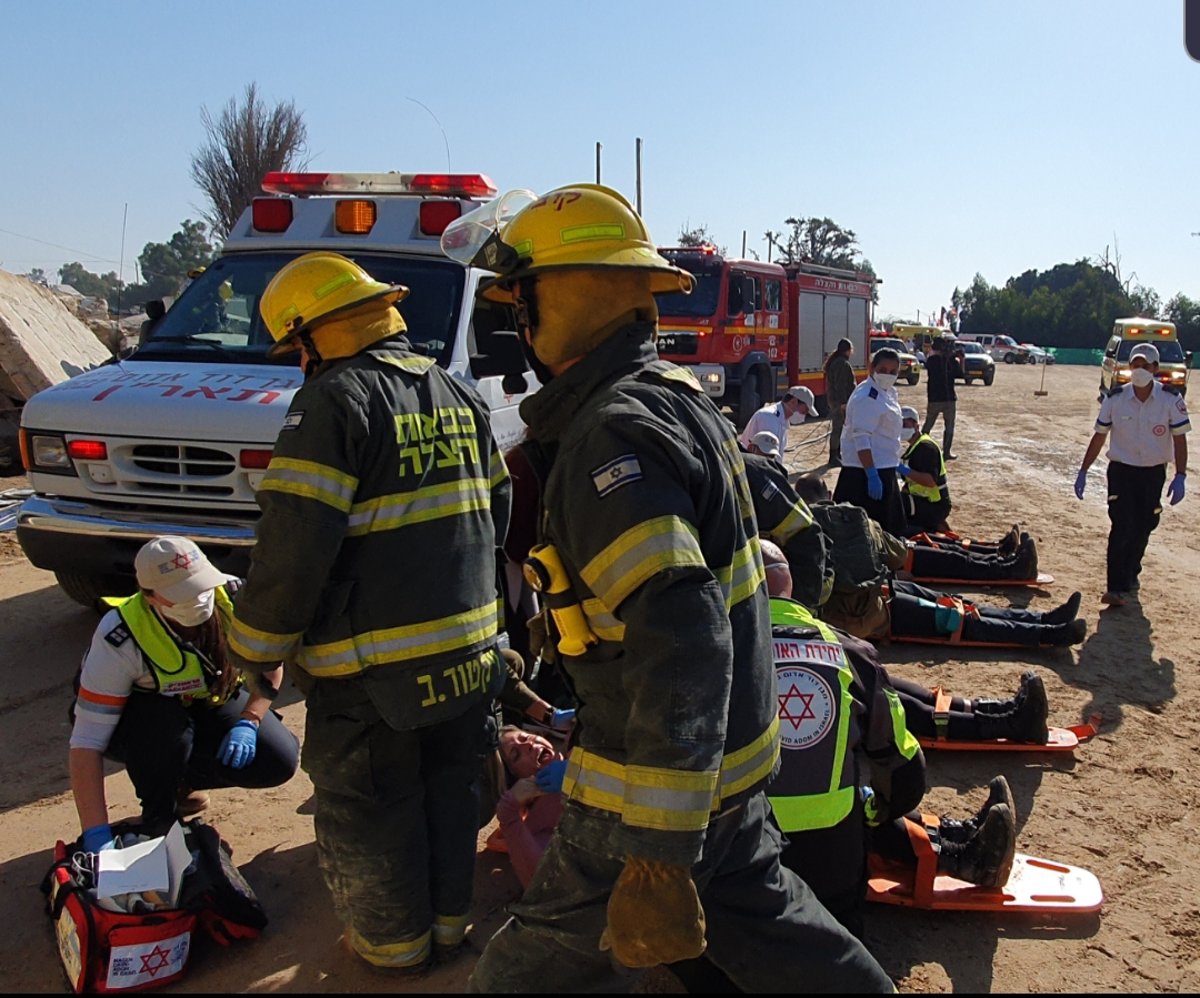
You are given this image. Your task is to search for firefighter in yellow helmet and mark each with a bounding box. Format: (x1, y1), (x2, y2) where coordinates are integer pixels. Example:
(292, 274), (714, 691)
(448, 187), (893, 992)
(228, 251), (512, 971)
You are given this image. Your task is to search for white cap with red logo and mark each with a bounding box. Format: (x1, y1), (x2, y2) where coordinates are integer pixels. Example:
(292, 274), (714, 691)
(134, 536), (235, 602)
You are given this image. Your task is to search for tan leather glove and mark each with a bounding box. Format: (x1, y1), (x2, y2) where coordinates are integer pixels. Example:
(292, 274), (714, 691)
(599, 855), (706, 967)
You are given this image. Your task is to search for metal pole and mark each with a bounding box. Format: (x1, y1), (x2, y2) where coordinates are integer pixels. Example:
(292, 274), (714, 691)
(742, 230), (747, 257)
(635, 138), (643, 215)
(596, 142), (602, 184)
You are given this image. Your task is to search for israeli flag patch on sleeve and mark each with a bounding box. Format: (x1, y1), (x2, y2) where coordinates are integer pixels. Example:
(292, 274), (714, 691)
(592, 454), (644, 498)
(281, 410), (305, 430)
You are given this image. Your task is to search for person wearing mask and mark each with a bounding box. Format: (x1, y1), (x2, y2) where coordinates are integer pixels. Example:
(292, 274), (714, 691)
(922, 334), (959, 460)
(823, 338), (856, 467)
(452, 183), (893, 994)
(69, 536), (298, 851)
(227, 252), (511, 972)
(739, 385), (816, 454)
(899, 404), (952, 533)
(835, 347), (908, 537)
(1075, 342), (1189, 607)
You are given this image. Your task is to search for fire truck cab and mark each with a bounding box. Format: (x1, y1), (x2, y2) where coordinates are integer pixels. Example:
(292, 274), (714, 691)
(18, 171), (536, 607)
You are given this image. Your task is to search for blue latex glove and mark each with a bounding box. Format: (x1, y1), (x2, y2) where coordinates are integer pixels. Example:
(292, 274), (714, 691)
(550, 707), (576, 731)
(865, 466), (883, 500)
(535, 759), (568, 794)
(82, 823), (115, 853)
(896, 463), (911, 478)
(218, 719), (258, 769)
(1074, 469), (1087, 500)
(1168, 473), (1186, 506)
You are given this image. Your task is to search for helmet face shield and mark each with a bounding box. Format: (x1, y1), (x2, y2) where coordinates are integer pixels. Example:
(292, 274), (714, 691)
(440, 189), (538, 271)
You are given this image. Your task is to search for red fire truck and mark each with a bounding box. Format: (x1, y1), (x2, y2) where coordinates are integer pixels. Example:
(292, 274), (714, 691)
(655, 246), (879, 425)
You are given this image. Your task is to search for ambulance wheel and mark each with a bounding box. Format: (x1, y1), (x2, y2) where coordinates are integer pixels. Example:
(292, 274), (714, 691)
(55, 571), (132, 613)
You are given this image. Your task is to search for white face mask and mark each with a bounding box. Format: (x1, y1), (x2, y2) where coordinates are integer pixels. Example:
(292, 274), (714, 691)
(789, 411), (807, 425)
(873, 372), (898, 391)
(159, 589), (215, 627)
(1130, 367), (1154, 387)
(901, 427), (916, 441)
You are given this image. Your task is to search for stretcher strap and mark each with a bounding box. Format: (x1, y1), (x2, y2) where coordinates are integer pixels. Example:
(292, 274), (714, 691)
(932, 687), (953, 740)
(902, 813), (940, 907)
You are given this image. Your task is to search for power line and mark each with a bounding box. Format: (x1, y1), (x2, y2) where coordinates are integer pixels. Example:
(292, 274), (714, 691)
(0, 226), (121, 266)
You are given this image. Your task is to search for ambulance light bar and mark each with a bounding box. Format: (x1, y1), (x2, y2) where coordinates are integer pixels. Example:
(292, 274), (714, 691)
(261, 172), (498, 198)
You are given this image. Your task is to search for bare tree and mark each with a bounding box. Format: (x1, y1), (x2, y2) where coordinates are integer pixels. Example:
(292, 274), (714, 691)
(190, 83), (309, 239)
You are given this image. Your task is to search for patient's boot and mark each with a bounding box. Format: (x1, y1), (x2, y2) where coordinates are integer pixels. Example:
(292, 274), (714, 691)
(1041, 591), (1082, 626)
(936, 804), (1017, 888)
(939, 776), (1016, 843)
(1040, 618), (1087, 647)
(974, 678), (1049, 743)
(1006, 536), (1038, 579)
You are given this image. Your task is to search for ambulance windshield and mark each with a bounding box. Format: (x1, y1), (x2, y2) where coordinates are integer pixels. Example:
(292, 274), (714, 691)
(137, 252), (465, 366)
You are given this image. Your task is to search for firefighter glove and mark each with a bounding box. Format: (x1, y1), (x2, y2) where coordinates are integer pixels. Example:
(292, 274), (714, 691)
(866, 466), (884, 501)
(600, 856), (706, 967)
(218, 719), (258, 769)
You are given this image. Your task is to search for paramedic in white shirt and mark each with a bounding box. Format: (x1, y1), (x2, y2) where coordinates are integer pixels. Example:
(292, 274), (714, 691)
(1075, 342), (1189, 607)
(739, 385), (816, 454)
(834, 347), (909, 537)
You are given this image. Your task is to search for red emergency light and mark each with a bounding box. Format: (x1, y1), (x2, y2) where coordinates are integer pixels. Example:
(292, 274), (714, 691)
(239, 449), (274, 469)
(420, 200), (463, 236)
(261, 171), (497, 199)
(67, 440), (108, 461)
(252, 198), (294, 232)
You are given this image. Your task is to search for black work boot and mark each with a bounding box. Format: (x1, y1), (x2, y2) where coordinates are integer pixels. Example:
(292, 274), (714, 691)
(972, 670), (1039, 716)
(939, 776), (1016, 843)
(1006, 536), (1038, 579)
(1042, 591), (1082, 626)
(1040, 618), (1087, 647)
(936, 804), (1017, 887)
(974, 679), (1049, 743)
(998, 523), (1021, 556)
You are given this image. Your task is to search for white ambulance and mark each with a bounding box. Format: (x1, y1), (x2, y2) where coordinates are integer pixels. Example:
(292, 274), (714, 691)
(18, 171), (537, 606)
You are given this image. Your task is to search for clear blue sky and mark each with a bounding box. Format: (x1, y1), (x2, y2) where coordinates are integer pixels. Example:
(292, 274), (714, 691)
(2, 1), (1197, 322)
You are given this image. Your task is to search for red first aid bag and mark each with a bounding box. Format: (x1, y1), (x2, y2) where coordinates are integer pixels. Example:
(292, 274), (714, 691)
(44, 838), (196, 993)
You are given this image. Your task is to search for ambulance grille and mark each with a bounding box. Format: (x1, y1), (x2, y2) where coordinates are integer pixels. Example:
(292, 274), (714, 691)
(128, 444), (237, 496)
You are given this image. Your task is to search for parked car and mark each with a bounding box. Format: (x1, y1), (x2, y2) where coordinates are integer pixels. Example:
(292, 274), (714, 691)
(868, 335), (921, 385)
(954, 341), (996, 386)
(1021, 343), (1054, 364)
(958, 332), (1029, 364)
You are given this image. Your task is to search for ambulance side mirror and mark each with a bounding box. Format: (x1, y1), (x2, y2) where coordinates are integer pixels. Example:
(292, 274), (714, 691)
(470, 328), (527, 380)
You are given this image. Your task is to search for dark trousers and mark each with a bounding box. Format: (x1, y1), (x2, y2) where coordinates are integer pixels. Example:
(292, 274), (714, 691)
(909, 544), (1021, 580)
(890, 674), (982, 740)
(303, 680), (486, 957)
(922, 400), (956, 454)
(469, 792), (893, 993)
(104, 687), (299, 831)
(1106, 461), (1166, 593)
(890, 581), (1050, 647)
(834, 465), (909, 538)
(829, 403), (847, 461)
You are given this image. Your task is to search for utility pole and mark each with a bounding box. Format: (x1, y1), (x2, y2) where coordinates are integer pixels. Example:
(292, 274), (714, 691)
(595, 142), (602, 184)
(635, 138), (643, 215)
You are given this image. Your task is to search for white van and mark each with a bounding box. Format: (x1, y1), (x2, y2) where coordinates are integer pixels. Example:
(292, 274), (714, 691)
(18, 171), (538, 606)
(957, 332), (1029, 364)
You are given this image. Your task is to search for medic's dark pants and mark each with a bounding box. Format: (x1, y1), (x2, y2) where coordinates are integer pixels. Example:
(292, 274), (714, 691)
(468, 792), (893, 993)
(104, 686), (299, 833)
(302, 680), (486, 967)
(1106, 460), (1166, 594)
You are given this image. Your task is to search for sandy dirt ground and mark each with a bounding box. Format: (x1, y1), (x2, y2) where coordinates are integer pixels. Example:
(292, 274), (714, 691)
(1, 361), (1197, 993)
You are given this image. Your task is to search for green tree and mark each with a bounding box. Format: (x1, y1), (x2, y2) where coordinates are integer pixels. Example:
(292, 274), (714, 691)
(776, 216), (861, 269)
(677, 222), (714, 247)
(58, 262), (121, 306)
(190, 82), (308, 239)
(23, 267), (48, 286)
(134, 220), (214, 303)
(1166, 293), (1200, 353)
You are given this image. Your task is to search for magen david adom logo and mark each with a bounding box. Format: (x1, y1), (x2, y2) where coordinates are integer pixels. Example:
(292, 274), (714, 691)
(776, 665), (836, 749)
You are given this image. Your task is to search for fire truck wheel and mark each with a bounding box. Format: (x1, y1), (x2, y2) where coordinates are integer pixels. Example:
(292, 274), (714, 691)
(736, 374), (764, 429)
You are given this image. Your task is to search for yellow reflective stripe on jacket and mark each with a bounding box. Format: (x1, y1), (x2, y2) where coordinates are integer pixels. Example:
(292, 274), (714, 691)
(489, 449), (509, 489)
(563, 748), (718, 832)
(228, 614), (304, 664)
(885, 687), (921, 761)
(714, 715), (780, 800)
(563, 717), (780, 830)
(770, 500), (815, 544)
(346, 478), (491, 536)
(715, 535), (767, 609)
(581, 598), (626, 641)
(259, 456), (358, 513)
(580, 515), (704, 609)
(721, 438), (755, 521)
(299, 600), (501, 677)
